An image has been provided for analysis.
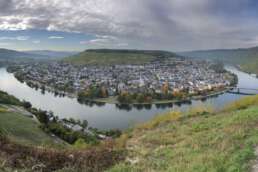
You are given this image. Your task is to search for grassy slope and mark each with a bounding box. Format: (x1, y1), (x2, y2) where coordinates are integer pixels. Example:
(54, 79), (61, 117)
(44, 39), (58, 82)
(64, 49), (176, 65)
(0, 109), (65, 147)
(0, 107), (123, 172)
(108, 95), (258, 172)
(241, 61), (258, 75)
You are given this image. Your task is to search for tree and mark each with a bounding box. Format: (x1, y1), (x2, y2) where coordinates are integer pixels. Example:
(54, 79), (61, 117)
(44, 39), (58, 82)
(81, 120), (88, 131)
(22, 101), (32, 109)
(117, 92), (132, 103)
(100, 86), (108, 98)
(162, 81), (169, 95)
(136, 94), (145, 103)
(36, 110), (49, 124)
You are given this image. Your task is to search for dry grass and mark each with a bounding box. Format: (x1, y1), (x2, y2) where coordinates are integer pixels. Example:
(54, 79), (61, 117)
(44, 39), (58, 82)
(138, 111), (181, 130)
(223, 95), (258, 112)
(0, 136), (125, 172)
(186, 104), (215, 116)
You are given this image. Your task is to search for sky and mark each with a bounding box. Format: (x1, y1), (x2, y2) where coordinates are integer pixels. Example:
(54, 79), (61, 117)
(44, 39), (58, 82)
(0, 0), (258, 52)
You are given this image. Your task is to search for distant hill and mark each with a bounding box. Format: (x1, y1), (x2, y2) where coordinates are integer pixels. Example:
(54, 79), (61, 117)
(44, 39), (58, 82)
(0, 48), (44, 60)
(179, 46), (258, 74)
(64, 49), (177, 65)
(24, 50), (79, 59)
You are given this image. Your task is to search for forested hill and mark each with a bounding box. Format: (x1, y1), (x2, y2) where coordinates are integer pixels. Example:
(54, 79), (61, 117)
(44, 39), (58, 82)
(63, 49), (178, 65)
(179, 46), (258, 74)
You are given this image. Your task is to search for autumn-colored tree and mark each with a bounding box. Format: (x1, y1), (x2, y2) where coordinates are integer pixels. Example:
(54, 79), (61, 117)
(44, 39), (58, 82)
(100, 86), (108, 98)
(162, 81), (169, 95)
(173, 91), (183, 99)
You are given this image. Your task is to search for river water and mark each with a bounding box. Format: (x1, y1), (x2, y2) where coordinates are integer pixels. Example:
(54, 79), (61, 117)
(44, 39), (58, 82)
(0, 66), (257, 130)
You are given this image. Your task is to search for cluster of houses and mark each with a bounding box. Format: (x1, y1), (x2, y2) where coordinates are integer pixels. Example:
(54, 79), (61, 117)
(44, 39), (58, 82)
(9, 58), (233, 97)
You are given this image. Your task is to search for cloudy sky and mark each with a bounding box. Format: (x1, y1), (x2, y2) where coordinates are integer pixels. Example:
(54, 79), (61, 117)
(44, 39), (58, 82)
(0, 0), (258, 51)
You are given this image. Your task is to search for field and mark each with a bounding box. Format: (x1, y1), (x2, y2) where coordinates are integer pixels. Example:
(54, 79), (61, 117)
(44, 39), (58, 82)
(109, 95), (258, 172)
(63, 49), (176, 65)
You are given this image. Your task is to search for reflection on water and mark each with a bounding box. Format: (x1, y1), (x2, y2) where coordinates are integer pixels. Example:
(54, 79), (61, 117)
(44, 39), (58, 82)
(0, 66), (257, 130)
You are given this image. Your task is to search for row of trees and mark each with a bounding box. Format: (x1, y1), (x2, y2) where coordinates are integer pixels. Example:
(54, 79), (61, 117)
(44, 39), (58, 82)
(23, 102), (121, 145)
(117, 90), (187, 104)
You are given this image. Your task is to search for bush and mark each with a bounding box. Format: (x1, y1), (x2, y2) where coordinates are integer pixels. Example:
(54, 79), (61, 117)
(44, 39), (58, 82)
(0, 107), (7, 113)
(22, 101), (32, 109)
(73, 138), (89, 149)
(0, 91), (22, 106)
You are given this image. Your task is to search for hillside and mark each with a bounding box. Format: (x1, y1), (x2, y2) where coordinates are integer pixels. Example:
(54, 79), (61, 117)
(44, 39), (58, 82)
(0, 48), (48, 60)
(24, 50), (78, 59)
(0, 90), (65, 147)
(0, 107), (65, 147)
(0, 91), (123, 172)
(2, 89), (258, 171)
(64, 49), (177, 65)
(179, 47), (258, 75)
(109, 95), (258, 172)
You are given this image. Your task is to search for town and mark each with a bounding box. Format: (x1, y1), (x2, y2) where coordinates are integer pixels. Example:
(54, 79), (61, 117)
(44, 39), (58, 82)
(7, 57), (236, 104)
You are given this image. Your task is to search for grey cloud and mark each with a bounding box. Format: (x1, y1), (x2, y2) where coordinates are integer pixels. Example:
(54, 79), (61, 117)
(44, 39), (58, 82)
(0, 0), (258, 50)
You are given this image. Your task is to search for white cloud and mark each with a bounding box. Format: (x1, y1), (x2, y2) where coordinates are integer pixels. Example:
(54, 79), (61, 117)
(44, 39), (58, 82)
(32, 40), (40, 44)
(0, 36), (30, 41)
(0, 42), (12, 46)
(80, 34), (128, 48)
(48, 36), (64, 39)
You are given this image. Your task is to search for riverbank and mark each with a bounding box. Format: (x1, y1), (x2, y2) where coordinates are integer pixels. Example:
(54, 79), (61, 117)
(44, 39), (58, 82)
(0, 66), (256, 130)
(10, 74), (234, 106)
(79, 87), (231, 105)
(1, 95), (258, 172)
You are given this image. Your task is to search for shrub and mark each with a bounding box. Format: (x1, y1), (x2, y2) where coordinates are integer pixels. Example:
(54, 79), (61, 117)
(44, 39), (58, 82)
(115, 133), (130, 149)
(0, 107), (7, 113)
(187, 104), (214, 116)
(73, 138), (89, 149)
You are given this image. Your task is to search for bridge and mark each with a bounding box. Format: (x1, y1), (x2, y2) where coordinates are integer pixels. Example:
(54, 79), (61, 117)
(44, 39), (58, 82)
(226, 87), (258, 95)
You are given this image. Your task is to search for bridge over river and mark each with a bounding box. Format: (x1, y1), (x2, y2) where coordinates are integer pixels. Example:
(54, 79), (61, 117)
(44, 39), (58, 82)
(227, 87), (258, 95)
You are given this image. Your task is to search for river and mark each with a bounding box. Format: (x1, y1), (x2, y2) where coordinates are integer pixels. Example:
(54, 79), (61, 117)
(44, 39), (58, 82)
(0, 66), (257, 130)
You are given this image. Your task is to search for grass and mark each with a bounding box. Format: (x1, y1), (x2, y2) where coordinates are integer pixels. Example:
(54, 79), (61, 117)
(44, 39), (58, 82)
(107, 95), (258, 172)
(138, 111), (181, 130)
(0, 111), (66, 147)
(63, 49), (176, 65)
(223, 95), (258, 112)
(241, 61), (258, 75)
(0, 106), (7, 113)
